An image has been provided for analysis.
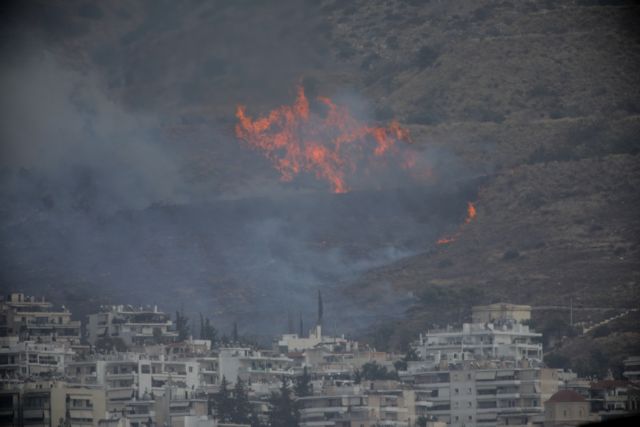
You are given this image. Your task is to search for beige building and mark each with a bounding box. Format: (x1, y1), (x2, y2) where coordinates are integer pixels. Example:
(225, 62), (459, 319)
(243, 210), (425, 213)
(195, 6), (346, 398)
(472, 303), (532, 324)
(0, 293), (81, 344)
(0, 381), (111, 427)
(51, 383), (110, 427)
(544, 389), (596, 427)
(403, 367), (560, 427)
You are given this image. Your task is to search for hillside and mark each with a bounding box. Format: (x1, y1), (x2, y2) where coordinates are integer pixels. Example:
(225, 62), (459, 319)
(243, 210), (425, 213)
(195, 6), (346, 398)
(1, 0), (639, 375)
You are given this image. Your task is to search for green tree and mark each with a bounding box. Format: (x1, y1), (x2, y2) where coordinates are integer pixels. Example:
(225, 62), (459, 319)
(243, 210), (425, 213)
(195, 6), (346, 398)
(360, 362), (397, 380)
(175, 310), (190, 341)
(214, 376), (233, 422)
(268, 377), (299, 427)
(199, 314), (218, 345)
(294, 366), (312, 397)
(231, 378), (252, 423)
(353, 369), (362, 384)
(417, 415), (428, 427)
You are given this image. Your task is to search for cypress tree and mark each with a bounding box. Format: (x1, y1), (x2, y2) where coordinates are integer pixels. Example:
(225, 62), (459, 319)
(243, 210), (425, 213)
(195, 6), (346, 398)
(231, 378), (252, 423)
(267, 377), (299, 427)
(215, 376), (233, 422)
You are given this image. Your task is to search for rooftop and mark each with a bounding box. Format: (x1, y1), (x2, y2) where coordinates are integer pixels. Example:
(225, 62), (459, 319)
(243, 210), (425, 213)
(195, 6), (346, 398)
(548, 389), (587, 403)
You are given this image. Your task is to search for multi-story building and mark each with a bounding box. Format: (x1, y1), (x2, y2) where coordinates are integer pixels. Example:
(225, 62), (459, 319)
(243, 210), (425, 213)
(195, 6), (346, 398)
(297, 391), (370, 427)
(412, 321), (543, 369)
(87, 305), (177, 347)
(366, 381), (415, 427)
(623, 356), (640, 384)
(50, 382), (110, 427)
(218, 347), (295, 385)
(0, 381), (55, 427)
(589, 379), (630, 418)
(0, 380), (115, 427)
(0, 340), (75, 379)
(403, 366), (560, 427)
(67, 353), (201, 412)
(0, 293), (81, 344)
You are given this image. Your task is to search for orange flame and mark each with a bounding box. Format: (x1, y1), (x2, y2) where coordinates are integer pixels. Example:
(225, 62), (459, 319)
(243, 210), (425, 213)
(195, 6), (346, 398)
(235, 86), (417, 193)
(437, 202), (477, 245)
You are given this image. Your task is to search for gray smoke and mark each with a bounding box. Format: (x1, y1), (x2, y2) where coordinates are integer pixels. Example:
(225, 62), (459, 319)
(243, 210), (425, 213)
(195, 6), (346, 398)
(0, 2), (476, 339)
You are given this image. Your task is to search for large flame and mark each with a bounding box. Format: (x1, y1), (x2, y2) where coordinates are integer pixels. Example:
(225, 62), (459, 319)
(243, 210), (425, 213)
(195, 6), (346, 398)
(437, 202), (477, 245)
(235, 86), (416, 193)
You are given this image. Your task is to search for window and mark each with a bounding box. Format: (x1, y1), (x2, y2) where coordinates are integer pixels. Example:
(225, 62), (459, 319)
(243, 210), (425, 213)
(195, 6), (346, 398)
(188, 366), (193, 373)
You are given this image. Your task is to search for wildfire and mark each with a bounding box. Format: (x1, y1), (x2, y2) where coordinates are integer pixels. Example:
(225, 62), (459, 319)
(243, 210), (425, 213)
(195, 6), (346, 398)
(235, 85), (417, 193)
(437, 202), (477, 245)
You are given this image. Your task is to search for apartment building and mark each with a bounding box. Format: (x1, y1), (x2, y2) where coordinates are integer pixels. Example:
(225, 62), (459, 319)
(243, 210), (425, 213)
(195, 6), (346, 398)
(0, 293), (81, 344)
(67, 353), (201, 412)
(297, 392), (371, 427)
(0, 382), (102, 427)
(403, 366), (559, 427)
(0, 381), (55, 427)
(87, 305), (178, 347)
(0, 340), (75, 379)
(366, 381), (415, 427)
(413, 321), (543, 369)
(218, 347), (295, 385)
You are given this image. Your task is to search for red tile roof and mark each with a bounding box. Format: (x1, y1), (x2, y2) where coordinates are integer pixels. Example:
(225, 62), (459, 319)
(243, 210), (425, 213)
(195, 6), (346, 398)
(548, 389), (587, 403)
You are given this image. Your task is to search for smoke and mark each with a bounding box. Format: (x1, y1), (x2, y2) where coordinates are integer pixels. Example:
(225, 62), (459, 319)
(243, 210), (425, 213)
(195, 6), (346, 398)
(0, 51), (187, 213)
(0, 2), (478, 339)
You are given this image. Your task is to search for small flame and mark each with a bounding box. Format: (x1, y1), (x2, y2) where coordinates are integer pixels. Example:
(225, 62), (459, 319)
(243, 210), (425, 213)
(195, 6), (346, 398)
(437, 202), (477, 245)
(235, 85), (418, 193)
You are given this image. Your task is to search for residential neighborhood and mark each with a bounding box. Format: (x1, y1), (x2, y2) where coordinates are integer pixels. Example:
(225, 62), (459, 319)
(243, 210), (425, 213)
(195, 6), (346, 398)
(1, 293), (638, 426)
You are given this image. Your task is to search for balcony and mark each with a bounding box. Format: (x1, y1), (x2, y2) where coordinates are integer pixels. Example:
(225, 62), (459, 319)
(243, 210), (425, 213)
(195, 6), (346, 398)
(23, 408), (46, 419)
(496, 392), (521, 399)
(69, 408), (94, 419)
(107, 388), (135, 400)
(300, 406), (349, 415)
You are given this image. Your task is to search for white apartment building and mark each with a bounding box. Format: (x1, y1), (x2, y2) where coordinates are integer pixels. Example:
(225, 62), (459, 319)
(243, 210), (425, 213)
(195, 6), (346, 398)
(218, 347), (295, 386)
(413, 321), (543, 369)
(0, 340), (74, 379)
(87, 305), (177, 347)
(0, 293), (81, 344)
(67, 353), (202, 412)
